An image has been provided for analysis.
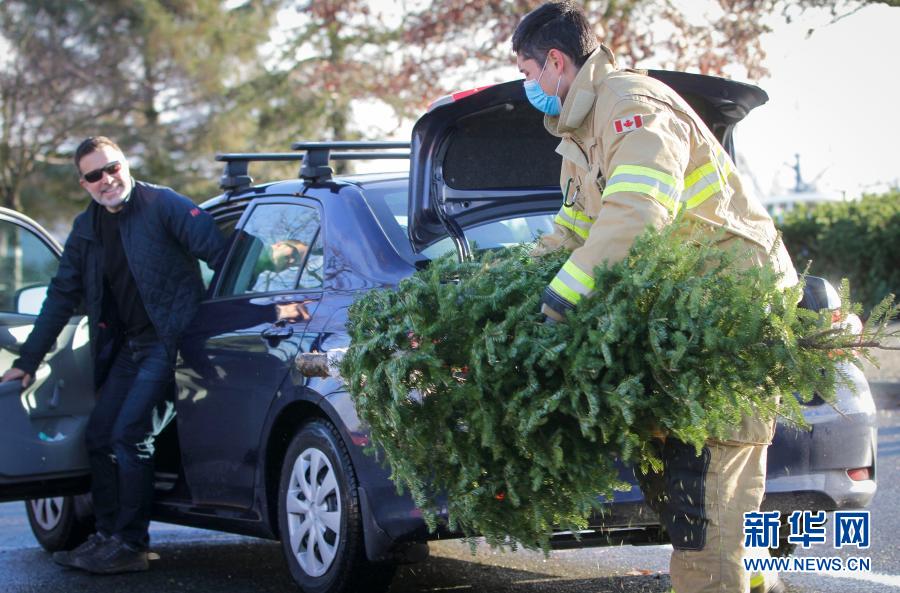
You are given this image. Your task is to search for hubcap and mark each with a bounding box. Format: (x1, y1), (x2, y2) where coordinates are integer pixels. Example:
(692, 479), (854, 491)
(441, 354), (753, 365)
(286, 447), (342, 577)
(30, 497), (65, 531)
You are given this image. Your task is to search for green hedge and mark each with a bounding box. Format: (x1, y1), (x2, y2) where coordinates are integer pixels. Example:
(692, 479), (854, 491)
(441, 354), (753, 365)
(778, 191), (900, 314)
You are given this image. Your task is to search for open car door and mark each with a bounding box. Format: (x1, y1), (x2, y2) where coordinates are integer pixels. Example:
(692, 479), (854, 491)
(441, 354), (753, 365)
(0, 208), (93, 501)
(408, 71), (768, 256)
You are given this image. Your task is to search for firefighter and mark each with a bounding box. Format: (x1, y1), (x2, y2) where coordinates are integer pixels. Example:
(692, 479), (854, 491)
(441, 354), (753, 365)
(512, 2), (795, 592)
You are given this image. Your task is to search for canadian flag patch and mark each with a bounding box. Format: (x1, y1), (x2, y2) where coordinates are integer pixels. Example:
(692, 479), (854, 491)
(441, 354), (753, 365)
(189, 207), (201, 217)
(613, 114), (644, 134)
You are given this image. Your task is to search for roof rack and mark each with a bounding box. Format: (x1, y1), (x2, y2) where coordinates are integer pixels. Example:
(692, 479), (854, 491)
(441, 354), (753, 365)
(291, 141), (410, 182)
(216, 141), (411, 194)
(216, 153), (303, 193)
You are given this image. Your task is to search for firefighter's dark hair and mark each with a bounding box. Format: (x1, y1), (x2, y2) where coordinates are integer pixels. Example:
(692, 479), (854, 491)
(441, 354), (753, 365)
(512, 1), (597, 67)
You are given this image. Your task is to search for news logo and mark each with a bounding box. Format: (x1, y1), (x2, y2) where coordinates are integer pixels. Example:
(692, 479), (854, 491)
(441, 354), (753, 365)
(743, 510), (870, 549)
(741, 510), (872, 574)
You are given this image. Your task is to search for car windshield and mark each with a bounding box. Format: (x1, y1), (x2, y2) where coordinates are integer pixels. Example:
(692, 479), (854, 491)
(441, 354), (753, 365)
(361, 181), (556, 262)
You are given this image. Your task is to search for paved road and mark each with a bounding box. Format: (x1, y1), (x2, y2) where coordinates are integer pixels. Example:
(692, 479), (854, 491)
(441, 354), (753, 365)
(1, 398), (898, 593)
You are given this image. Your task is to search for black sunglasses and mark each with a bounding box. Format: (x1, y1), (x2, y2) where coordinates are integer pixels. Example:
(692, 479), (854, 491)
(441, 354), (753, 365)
(82, 161), (122, 183)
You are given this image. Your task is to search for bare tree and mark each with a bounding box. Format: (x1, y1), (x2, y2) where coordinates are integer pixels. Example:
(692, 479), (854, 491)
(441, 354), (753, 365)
(395, 0), (897, 108)
(0, 1), (276, 218)
(0, 4), (130, 211)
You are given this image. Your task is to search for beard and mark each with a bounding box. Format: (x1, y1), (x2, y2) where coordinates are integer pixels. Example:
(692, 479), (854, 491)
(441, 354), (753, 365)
(92, 180), (131, 211)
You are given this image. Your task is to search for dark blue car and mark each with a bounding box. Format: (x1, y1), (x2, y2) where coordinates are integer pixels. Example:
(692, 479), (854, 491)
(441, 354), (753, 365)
(0, 73), (876, 593)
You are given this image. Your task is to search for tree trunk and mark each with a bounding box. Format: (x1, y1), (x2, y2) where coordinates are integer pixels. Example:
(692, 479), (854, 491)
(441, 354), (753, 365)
(1, 180), (24, 212)
(326, 24), (350, 174)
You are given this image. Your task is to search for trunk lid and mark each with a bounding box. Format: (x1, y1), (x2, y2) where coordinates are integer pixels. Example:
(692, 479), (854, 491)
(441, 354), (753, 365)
(407, 70), (768, 252)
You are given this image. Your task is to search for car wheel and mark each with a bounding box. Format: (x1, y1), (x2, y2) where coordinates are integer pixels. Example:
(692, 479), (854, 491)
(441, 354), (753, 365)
(25, 495), (93, 552)
(278, 420), (395, 593)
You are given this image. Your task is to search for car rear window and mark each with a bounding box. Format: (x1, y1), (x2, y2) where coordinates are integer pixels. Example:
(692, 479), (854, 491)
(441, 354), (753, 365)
(361, 182), (555, 262)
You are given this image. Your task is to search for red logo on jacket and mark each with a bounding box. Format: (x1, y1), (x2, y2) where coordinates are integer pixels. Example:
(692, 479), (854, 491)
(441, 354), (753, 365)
(613, 115), (643, 134)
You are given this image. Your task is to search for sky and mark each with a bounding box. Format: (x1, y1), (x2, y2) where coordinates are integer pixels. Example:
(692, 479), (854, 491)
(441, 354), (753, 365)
(355, 2), (900, 201)
(733, 2), (900, 199)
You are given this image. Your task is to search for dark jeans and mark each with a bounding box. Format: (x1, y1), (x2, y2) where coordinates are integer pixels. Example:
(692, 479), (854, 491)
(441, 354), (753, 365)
(84, 340), (174, 550)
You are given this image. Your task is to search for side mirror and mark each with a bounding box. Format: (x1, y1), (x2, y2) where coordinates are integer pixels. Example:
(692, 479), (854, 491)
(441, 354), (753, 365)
(16, 285), (48, 316)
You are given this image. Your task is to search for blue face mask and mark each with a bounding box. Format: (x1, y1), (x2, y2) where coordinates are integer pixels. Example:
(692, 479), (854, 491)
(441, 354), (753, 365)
(523, 57), (562, 116)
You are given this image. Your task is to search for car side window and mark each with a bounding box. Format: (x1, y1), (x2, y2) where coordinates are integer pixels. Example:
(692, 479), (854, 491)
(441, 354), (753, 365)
(217, 203), (321, 297)
(0, 219), (59, 314)
(297, 231), (323, 290)
(198, 215), (241, 290)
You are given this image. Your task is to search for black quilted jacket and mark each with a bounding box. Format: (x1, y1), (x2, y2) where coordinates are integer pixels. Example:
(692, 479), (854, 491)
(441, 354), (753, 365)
(14, 181), (226, 388)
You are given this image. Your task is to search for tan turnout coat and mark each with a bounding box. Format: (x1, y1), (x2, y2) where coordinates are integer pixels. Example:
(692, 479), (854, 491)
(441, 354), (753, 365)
(534, 47), (798, 444)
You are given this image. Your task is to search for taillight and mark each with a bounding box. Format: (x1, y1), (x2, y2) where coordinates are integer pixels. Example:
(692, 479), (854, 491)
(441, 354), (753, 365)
(847, 467), (872, 481)
(831, 310), (863, 357)
(832, 310), (863, 333)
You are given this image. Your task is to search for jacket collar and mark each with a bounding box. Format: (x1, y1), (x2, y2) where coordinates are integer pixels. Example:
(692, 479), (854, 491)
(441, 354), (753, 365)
(74, 178), (139, 241)
(544, 45), (618, 137)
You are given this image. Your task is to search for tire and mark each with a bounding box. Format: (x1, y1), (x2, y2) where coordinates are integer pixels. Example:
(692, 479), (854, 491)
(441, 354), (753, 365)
(277, 420), (395, 593)
(25, 494), (93, 552)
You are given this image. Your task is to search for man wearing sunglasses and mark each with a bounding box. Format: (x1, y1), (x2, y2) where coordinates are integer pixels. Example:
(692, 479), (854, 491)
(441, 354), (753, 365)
(1, 136), (226, 574)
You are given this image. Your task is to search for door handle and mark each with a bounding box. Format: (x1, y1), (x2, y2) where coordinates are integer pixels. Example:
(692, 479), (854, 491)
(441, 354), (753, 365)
(48, 380), (63, 409)
(261, 323), (294, 341)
